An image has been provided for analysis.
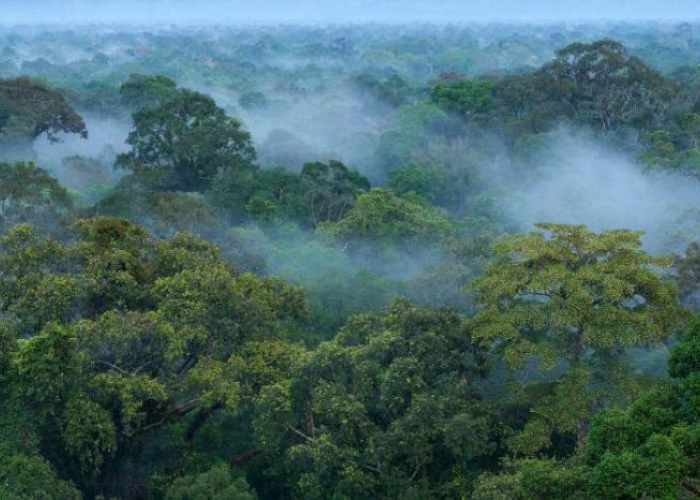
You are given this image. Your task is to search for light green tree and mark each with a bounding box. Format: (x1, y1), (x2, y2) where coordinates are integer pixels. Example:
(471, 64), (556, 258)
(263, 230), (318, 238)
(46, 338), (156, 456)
(471, 223), (686, 454)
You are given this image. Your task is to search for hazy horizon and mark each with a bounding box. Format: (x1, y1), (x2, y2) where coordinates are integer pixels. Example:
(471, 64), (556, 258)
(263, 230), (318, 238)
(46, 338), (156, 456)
(3, 0), (700, 26)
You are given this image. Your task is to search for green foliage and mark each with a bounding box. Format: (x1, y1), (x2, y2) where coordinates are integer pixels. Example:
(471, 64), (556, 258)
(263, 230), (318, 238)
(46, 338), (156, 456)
(268, 236), (406, 336)
(120, 74), (179, 110)
(354, 74), (413, 107)
(0, 76), (86, 146)
(537, 40), (671, 133)
(428, 40), (675, 150)
(299, 160), (371, 226)
(254, 300), (496, 499)
(387, 161), (442, 202)
(0, 162), (72, 232)
(670, 317), (700, 415)
(0, 454), (82, 500)
(504, 317), (700, 500)
(588, 435), (685, 499)
(473, 458), (588, 500)
(60, 398), (118, 474)
(431, 78), (495, 118)
(4, 26), (700, 500)
(0, 217), (308, 498)
(319, 188), (452, 246)
(166, 464), (258, 500)
(208, 160), (369, 227)
(471, 223), (686, 454)
(117, 89), (256, 192)
(584, 383), (683, 464)
(641, 112), (700, 177)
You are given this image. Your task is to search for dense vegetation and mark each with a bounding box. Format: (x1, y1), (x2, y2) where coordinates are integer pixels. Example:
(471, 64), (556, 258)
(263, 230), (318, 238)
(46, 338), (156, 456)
(2, 22), (700, 499)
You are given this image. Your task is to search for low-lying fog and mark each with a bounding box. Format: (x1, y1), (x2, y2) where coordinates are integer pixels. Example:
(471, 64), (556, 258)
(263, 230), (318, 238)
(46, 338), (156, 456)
(499, 131), (700, 252)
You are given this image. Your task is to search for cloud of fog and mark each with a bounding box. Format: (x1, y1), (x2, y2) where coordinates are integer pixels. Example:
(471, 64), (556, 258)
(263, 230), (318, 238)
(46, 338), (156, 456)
(3, 0), (700, 26)
(500, 131), (700, 252)
(193, 82), (391, 177)
(245, 88), (390, 174)
(32, 113), (130, 192)
(34, 114), (131, 163)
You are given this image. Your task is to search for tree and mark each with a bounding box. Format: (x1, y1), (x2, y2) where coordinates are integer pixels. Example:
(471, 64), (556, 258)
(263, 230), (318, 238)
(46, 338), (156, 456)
(536, 40), (672, 133)
(0, 77), (86, 158)
(354, 74), (412, 107)
(0, 162), (72, 233)
(587, 434), (686, 499)
(253, 300), (496, 499)
(0, 217), (308, 498)
(246, 167), (306, 223)
(165, 464), (258, 500)
(470, 223), (686, 455)
(319, 188), (452, 248)
(207, 163), (260, 222)
(299, 160), (370, 227)
(472, 458), (587, 500)
(473, 317), (700, 500)
(0, 454), (82, 500)
(431, 78), (495, 119)
(208, 161), (369, 228)
(387, 161), (442, 202)
(432, 41), (677, 147)
(116, 90), (256, 192)
(119, 74), (179, 110)
(581, 317), (700, 498)
(640, 113), (700, 177)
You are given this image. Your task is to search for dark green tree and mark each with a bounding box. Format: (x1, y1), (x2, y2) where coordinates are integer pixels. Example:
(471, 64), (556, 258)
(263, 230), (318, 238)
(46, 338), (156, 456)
(0, 77), (86, 158)
(299, 160), (370, 227)
(254, 300), (497, 499)
(117, 90), (256, 192)
(0, 217), (308, 498)
(119, 74), (179, 110)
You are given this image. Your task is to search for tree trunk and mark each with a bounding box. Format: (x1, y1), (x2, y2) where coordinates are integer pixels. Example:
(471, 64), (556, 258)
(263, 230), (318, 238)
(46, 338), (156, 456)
(185, 401), (224, 441)
(575, 418), (587, 456)
(230, 448), (262, 467)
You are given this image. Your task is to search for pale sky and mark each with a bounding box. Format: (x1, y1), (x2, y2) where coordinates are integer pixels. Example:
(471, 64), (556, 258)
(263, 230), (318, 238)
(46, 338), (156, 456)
(3, 0), (700, 25)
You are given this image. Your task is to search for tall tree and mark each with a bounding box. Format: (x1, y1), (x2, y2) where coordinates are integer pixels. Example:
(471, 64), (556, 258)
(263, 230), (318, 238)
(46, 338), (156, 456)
(117, 90), (256, 192)
(0, 77), (86, 158)
(0, 217), (307, 498)
(473, 316), (700, 500)
(119, 74), (179, 111)
(537, 40), (672, 133)
(470, 223), (686, 455)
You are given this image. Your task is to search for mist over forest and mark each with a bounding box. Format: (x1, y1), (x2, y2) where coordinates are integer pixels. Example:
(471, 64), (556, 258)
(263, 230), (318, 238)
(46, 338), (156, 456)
(4, 0), (700, 23)
(2, 4), (700, 499)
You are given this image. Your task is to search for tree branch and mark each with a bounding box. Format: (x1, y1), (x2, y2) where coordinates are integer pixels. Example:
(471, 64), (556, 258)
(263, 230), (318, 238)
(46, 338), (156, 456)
(138, 399), (200, 434)
(683, 482), (700, 498)
(230, 448), (262, 467)
(185, 401), (224, 441)
(287, 424), (318, 444)
(97, 360), (130, 375)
